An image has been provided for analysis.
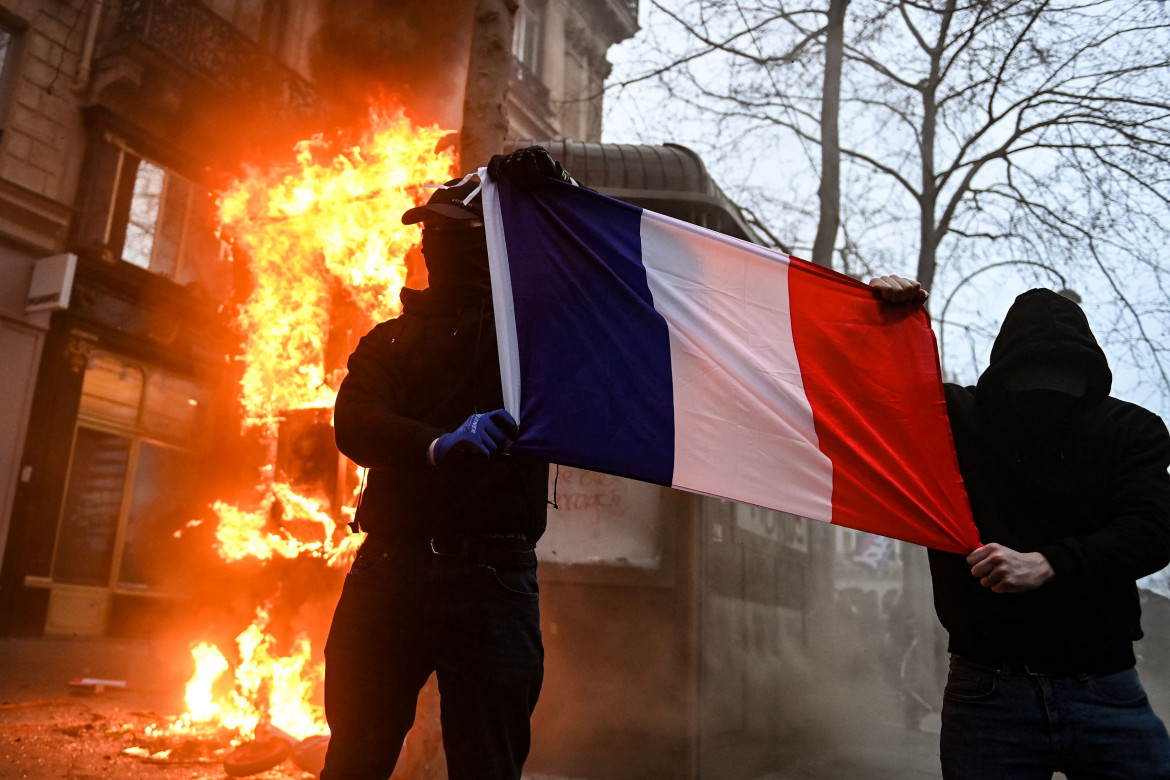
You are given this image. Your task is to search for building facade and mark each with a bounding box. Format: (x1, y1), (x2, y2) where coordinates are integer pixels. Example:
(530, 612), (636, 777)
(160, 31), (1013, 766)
(0, 1), (917, 777)
(0, 0), (640, 637)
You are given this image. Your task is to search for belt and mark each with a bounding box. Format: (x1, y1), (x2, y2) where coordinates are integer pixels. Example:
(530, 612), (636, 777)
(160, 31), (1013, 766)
(428, 533), (537, 568)
(953, 654), (1129, 678)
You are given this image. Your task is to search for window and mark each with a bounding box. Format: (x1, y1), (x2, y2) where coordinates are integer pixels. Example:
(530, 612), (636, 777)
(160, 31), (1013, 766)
(512, 0), (546, 75)
(120, 156), (229, 291)
(118, 440), (199, 589)
(75, 141), (232, 297)
(0, 19), (21, 138)
(51, 351), (211, 593)
(79, 353), (144, 426)
(53, 428), (131, 586)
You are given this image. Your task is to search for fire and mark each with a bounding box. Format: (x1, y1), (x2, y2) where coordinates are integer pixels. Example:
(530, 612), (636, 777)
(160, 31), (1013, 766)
(211, 481), (363, 565)
(171, 102), (456, 742)
(163, 606), (326, 741)
(219, 102), (456, 429)
(209, 101), (455, 562)
(183, 642), (230, 724)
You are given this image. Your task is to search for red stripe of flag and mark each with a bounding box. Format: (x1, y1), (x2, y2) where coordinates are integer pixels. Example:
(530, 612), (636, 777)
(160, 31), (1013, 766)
(786, 258), (979, 553)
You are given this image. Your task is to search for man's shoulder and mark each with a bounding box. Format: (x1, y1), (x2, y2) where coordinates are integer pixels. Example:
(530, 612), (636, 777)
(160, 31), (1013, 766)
(943, 382), (978, 412)
(943, 382), (977, 397)
(348, 316), (412, 368)
(360, 316), (407, 343)
(1094, 395), (1169, 440)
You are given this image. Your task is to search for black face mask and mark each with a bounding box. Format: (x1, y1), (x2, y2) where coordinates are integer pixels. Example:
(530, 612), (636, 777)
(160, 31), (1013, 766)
(989, 389), (1082, 452)
(1002, 388), (1081, 423)
(421, 226), (490, 296)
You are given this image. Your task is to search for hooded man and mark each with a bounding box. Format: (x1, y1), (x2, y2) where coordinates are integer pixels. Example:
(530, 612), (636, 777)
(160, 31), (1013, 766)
(872, 278), (1170, 779)
(321, 147), (575, 780)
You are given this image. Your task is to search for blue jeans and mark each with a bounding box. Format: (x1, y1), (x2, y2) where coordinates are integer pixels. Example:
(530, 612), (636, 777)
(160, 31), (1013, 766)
(320, 535), (543, 780)
(941, 654), (1170, 779)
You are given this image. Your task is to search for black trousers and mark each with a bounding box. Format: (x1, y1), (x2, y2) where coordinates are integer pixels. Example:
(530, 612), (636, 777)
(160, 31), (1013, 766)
(320, 535), (543, 780)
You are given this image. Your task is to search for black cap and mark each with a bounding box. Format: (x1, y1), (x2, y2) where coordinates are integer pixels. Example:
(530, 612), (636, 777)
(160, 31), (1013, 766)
(401, 177), (483, 225)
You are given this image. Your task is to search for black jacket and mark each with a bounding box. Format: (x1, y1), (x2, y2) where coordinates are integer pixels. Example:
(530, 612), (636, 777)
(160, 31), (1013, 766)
(333, 286), (548, 543)
(929, 289), (1170, 673)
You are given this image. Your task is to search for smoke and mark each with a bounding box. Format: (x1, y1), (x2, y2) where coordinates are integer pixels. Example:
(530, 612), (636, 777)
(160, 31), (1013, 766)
(526, 551), (946, 776)
(310, 0), (478, 130)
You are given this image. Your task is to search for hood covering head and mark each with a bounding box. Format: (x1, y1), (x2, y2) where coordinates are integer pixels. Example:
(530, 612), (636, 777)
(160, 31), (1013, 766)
(977, 288), (1112, 411)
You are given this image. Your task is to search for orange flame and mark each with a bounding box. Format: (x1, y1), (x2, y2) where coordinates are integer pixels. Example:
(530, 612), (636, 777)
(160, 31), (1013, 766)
(219, 102), (456, 430)
(176, 102), (456, 740)
(209, 102), (455, 563)
(163, 605), (326, 740)
(211, 481), (363, 565)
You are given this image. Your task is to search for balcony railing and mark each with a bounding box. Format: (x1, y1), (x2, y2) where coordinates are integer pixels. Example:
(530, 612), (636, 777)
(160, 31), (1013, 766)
(109, 0), (320, 123)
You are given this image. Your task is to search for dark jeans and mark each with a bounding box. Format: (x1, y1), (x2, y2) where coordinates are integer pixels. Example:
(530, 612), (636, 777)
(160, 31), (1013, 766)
(941, 654), (1170, 779)
(320, 535), (543, 780)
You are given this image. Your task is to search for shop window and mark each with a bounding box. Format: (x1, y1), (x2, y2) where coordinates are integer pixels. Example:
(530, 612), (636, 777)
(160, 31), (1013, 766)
(52, 352), (210, 594)
(80, 353), (144, 426)
(118, 441), (198, 589)
(79, 350), (207, 442)
(142, 371), (205, 441)
(53, 428), (131, 586)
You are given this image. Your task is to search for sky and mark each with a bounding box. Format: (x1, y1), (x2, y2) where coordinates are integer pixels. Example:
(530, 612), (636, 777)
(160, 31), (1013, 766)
(599, 0), (1170, 421)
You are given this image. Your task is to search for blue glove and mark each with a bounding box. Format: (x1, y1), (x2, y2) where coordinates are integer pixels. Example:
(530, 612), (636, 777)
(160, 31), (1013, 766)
(430, 410), (519, 467)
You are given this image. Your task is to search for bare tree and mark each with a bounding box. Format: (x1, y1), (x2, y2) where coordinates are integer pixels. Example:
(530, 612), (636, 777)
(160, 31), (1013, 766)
(461, 0), (519, 169)
(608, 0), (863, 266)
(842, 0), (1170, 397)
(607, 0), (1170, 408)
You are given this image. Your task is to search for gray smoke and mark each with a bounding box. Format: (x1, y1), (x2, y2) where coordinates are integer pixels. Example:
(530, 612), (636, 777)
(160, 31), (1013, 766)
(310, 0), (478, 130)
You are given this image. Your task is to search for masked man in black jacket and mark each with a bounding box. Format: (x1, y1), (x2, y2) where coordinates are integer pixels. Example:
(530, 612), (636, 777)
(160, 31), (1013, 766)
(872, 276), (1170, 779)
(320, 148), (576, 780)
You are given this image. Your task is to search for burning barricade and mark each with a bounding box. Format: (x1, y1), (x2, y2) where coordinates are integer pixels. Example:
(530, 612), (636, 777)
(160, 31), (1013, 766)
(124, 103), (456, 776)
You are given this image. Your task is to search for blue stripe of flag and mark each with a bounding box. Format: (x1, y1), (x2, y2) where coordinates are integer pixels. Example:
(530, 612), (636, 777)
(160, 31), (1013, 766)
(496, 179), (676, 485)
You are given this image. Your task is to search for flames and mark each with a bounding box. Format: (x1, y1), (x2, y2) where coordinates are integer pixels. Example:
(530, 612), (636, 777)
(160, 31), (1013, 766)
(156, 605), (325, 740)
(211, 480), (364, 566)
(167, 102), (456, 741)
(220, 102), (456, 428)
(211, 101), (454, 563)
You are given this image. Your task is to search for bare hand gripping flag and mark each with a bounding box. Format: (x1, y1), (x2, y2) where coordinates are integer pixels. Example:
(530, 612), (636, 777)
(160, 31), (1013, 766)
(480, 172), (980, 553)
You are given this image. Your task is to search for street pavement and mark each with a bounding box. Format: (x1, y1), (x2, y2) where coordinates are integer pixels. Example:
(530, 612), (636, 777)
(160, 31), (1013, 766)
(0, 635), (948, 779)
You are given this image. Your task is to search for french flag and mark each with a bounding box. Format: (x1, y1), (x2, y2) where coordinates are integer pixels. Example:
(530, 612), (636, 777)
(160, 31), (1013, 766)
(481, 172), (979, 553)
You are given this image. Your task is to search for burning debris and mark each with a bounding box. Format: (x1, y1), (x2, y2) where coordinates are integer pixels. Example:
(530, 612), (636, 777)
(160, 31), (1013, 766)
(135, 101), (457, 766)
(209, 103), (454, 566)
(219, 102), (455, 433)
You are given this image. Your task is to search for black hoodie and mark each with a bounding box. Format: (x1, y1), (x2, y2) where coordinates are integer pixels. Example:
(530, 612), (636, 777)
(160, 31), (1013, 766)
(333, 231), (548, 544)
(929, 289), (1170, 673)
